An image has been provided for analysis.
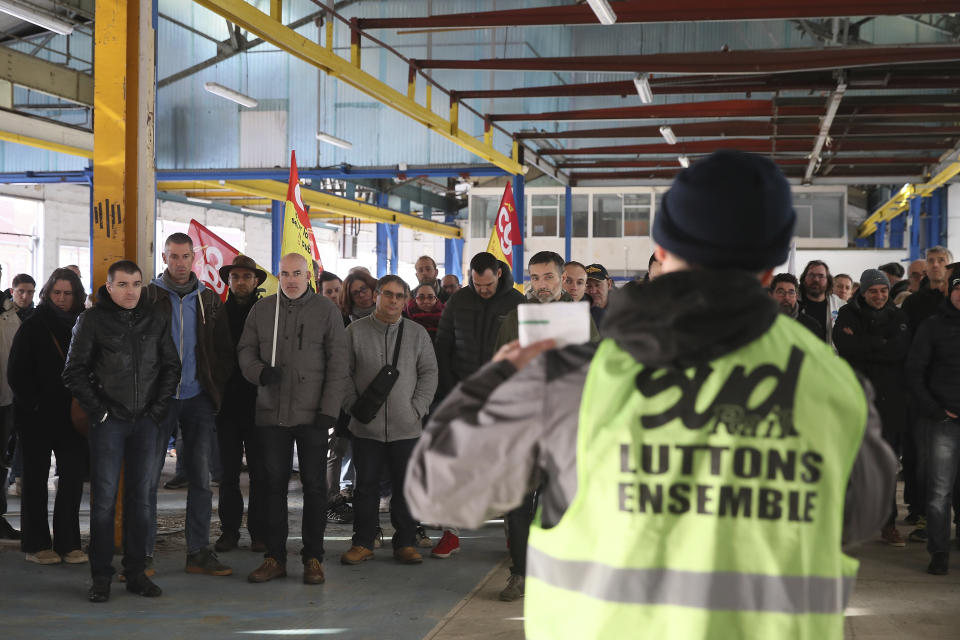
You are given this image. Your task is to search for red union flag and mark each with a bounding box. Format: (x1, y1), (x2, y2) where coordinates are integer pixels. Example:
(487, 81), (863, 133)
(283, 150), (322, 279)
(486, 182), (521, 271)
(188, 219), (277, 301)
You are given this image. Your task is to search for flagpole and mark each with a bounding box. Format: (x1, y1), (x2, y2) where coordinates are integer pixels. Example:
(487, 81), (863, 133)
(270, 289), (280, 366)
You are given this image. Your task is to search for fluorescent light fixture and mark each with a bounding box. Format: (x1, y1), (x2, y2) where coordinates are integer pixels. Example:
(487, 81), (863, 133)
(586, 0), (617, 25)
(633, 73), (653, 104)
(678, 155), (690, 169)
(0, 0), (74, 35)
(316, 131), (353, 150)
(203, 82), (258, 108)
(659, 126), (677, 145)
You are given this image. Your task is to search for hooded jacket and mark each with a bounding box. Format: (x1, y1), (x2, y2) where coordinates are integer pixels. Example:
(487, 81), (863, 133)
(435, 260), (524, 396)
(406, 269), (896, 548)
(833, 295), (910, 434)
(905, 298), (960, 419)
(238, 288), (349, 427)
(147, 273), (233, 410)
(62, 285), (181, 423)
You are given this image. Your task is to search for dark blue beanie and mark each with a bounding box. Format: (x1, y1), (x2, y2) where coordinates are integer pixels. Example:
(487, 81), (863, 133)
(653, 150), (796, 270)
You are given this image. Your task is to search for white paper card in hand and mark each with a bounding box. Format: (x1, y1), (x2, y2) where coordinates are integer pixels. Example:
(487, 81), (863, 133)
(517, 301), (591, 348)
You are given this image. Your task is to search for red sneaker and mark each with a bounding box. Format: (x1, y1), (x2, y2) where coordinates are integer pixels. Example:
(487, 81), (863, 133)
(431, 531), (461, 559)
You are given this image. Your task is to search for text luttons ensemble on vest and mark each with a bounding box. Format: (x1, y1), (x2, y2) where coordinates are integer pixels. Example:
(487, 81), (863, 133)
(617, 443), (823, 523)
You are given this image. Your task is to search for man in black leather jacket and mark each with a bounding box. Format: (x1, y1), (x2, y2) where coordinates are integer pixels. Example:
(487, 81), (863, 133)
(63, 260), (181, 603)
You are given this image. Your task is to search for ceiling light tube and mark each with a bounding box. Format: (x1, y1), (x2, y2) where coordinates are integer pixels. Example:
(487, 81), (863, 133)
(659, 126), (677, 145)
(316, 131), (353, 150)
(203, 82), (258, 108)
(633, 73), (653, 104)
(678, 155), (690, 169)
(586, 0), (617, 25)
(0, 0), (74, 35)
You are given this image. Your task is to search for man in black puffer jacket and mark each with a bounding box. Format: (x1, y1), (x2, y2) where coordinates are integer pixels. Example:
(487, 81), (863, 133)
(833, 269), (910, 548)
(435, 252), (524, 398)
(63, 260), (181, 603)
(906, 276), (960, 576)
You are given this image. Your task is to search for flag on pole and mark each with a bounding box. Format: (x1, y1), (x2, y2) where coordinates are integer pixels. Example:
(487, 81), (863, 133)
(188, 219), (277, 301)
(282, 150), (322, 282)
(486, 182), (523, 291)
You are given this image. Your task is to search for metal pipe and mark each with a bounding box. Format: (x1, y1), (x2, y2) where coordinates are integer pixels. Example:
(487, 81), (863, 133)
(804, 81), (847, 184)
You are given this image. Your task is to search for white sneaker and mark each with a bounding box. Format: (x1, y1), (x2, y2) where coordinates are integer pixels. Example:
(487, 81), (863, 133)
(25, 549), (62, 565)
(63, 550), (88, 564)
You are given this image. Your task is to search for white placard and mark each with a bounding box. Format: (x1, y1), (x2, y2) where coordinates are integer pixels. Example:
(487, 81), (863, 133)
(517, 301), (591, 348)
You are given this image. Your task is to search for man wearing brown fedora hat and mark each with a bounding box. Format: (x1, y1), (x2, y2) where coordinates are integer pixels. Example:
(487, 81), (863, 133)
(214, 255), (268, 553)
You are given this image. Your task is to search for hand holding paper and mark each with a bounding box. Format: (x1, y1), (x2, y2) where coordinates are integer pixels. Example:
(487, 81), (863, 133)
(517, 301), (591, 348)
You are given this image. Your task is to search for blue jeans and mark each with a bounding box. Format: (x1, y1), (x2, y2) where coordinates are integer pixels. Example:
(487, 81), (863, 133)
(926, 416), (960, 555)
(88, 415), (160, 579)
(148, 393), (217, 555)
(258, 423), (328, 564)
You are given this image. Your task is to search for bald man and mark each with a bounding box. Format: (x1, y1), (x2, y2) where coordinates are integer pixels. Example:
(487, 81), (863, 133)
(238, 253), (349, 586)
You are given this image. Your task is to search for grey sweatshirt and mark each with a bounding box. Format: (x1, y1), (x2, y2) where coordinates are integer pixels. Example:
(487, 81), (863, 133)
(344, 314), (437, 442)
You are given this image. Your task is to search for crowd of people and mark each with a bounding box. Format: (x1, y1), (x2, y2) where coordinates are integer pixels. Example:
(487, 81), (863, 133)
(0, 179), (956, 612)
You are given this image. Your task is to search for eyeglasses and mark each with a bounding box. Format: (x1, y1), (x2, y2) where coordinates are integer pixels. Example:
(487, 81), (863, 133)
(806, 273), (827, 280)
(773, 288), (798, 297)
(416, 294), (437, 301)
(378, 290), (407, 300)
(351, 285), (370, 296)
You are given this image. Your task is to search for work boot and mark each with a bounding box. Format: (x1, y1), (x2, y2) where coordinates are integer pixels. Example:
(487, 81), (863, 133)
(499, 574), (525, 602)
(125, 572), (162, 597)
(303, 558), (325, 584)
(247, 557), (287, 583)
(185, 548), (232, 576)
(880, 524), (906, 547)
(393, 546), (423, 564)
(88, 576), (111, 603)
(215, 531), (240, 552)
(0, 516), (20, 543)
(341, 545), (374, 565)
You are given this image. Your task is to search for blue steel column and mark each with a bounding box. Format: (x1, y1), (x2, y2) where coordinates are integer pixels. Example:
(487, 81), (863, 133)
(564, 185), (572, 262)
(271, 199), (284, 274)
(929, 190), (943, 248)
(876, 220), (887, 249)
(513, 175), (525, 286)
(445, 211), (464, 281)
(375, 193), (389, 277)
(84, 166), (94, 291)
(889, 213), (905, 249)
(909, 196), (922, 261)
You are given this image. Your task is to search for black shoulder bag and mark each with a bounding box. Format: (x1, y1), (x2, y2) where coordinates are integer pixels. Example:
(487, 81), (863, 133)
(349, 321), (404, 424)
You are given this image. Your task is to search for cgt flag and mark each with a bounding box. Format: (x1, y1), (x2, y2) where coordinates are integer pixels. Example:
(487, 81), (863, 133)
(188, 219), (277, 301)
(282, 150), (322, 282)
(486, 182), (523, 292)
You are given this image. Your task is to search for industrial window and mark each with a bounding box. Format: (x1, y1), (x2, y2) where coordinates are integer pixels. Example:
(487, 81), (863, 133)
(592, 194), (623, 238)
(530, 194), (560, 237)
(470, 195), (500, 238)
(623, 193), (651, 236)
(0, 196), (41, 290)
(558, 195), (589, 238)
(58, 245), (91, 293)
(793, 192), (845, 239)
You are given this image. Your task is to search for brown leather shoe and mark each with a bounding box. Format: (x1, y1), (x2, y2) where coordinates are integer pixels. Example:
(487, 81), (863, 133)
(393, 546), (423, 564)
(247, 557), (287, 583)
(303, 558), (325, 584)
(340, 545), (374, 565)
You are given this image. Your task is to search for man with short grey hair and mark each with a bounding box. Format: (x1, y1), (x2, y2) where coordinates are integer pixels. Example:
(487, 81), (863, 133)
(239, 253), (349, 586)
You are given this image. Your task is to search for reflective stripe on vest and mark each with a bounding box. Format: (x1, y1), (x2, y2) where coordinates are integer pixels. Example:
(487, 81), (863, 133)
(524, 315), (868, 640)
(527, 546), (854, 614)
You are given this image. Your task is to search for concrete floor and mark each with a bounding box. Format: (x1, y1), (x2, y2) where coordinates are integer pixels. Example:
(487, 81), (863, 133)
(1, 458), (958, 639)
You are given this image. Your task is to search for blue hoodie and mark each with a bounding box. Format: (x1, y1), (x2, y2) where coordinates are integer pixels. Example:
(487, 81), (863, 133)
(152, 275), (203, 400)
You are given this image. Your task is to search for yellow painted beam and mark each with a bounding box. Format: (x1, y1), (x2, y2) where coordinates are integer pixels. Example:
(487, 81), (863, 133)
(191, 0), (522, 175)
(0, 130), (92, 158)
(916, 162), (960, 197)
(157, 180), (216, 191)
(859, 159), (960, 237)
(228, 198), (272, 206)
(0, 46), (94, 106)
(270, 0), (281, 21)
(185, 190), (255, 198)
(195, 179), (462, 238)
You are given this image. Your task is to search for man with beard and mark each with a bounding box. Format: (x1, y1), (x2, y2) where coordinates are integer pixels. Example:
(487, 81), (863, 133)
(214, 256), (268, 553)
(492, 250), (597, 602)
(798, 260), (843, 344)
(833, 269), (910, 548)
(769, 274), (822, 337)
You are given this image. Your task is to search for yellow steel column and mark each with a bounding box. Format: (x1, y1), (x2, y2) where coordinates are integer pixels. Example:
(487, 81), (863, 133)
(93, 0), (156, 290)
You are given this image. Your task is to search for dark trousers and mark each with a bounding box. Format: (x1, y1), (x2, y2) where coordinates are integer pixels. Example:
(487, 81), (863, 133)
(148, 393), (217, 555)
(19, 423), (87, 554)
(506, 491), (538, 577)
(0, 404), (14, 516)
(927, 417), (960, 555)
(351, 436), (419, 551)
(216, 408), (265, 542)
(88, 415), (160, 579)
(881, 430), (901, 529)
(258, 423), (328, 564)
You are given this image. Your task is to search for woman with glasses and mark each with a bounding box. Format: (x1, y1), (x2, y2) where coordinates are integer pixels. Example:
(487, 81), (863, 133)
(338, 271), (379, 324)
(406, 283), (444, 344)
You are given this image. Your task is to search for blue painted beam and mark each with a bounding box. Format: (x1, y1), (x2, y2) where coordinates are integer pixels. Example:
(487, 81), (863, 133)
(889, 211), (905, 249)
(271, 200), (284, 274)
(564, 184), (572, 262)
(909, 196), (922, 262)
(513, 175), (525, 287)
(876, 220), (887, 249)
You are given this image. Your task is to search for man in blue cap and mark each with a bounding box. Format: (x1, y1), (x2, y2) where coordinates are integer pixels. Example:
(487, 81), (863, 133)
(405, 150), (896, 640)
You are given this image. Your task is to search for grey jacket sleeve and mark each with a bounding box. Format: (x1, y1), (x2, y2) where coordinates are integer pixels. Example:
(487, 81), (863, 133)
(342, 323), (358, 413)
(237, 301), (265, 386)
(318, 306), (350, 419)
(842, 374), (899, 546)
(405, 356), (548, 529)
(412, 323), (438, 419)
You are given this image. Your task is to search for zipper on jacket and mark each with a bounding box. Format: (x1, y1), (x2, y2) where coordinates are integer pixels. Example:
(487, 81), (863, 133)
(298, 323), (304, 350)
(131, 313), (140, 414)
(384, 322), (390, 442)
(176, 297), (184, 398)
